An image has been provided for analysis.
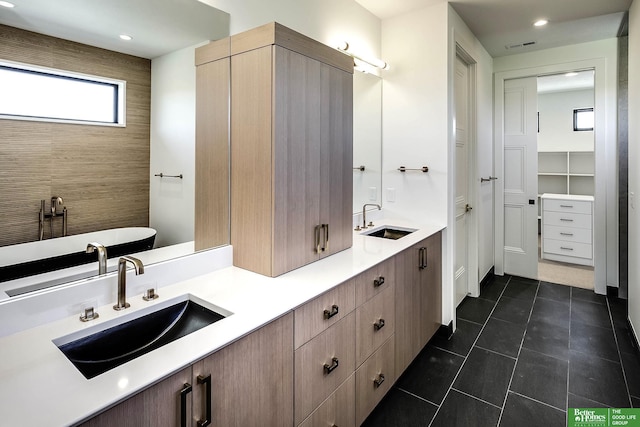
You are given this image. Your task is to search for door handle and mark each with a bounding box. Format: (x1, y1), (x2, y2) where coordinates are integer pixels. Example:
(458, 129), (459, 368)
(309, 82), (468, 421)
(180, 383), (192, 427)
(197, 374), (212, 427)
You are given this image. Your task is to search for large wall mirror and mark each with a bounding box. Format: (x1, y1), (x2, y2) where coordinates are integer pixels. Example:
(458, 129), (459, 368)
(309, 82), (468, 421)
(0, 0), (230, 299)
(353, 71), (383, 213)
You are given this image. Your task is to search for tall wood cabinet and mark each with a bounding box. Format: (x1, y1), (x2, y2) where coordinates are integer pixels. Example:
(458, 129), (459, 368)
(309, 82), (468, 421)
(194, 38), (231, 251)
(222, 22), (353, 277)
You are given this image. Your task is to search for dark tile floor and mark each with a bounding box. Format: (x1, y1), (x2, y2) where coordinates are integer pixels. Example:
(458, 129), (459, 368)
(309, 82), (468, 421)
(362, 274), (640, 427)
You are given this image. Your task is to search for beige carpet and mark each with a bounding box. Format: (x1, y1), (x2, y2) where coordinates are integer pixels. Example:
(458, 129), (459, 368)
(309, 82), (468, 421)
(538, 236), (594, 289)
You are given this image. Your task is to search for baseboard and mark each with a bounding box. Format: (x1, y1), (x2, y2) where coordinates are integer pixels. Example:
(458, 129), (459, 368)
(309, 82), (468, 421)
(606, 285), (619, 298)
(437, 321), (454, 340)
(480, 267), (495, 291)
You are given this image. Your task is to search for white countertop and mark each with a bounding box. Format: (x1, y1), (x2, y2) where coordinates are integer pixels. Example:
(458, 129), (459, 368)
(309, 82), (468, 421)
(0, 220), (444, 427)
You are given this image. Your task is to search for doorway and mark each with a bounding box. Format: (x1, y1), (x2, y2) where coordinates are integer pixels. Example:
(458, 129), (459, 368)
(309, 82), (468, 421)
(536, 70), (595, 289)
(494, 57), (608, 295)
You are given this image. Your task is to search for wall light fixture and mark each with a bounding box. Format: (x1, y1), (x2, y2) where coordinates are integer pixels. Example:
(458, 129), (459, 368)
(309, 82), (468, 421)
(337, 41), (390, 71)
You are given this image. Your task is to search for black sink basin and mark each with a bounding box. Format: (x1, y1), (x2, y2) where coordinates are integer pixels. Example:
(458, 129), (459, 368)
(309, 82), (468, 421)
(56, 300), (225, 379)
(364, 227), (414, 240)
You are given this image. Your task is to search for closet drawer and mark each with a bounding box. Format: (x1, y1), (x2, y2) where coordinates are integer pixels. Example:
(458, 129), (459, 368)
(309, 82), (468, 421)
(355, 257), (395, 306)
(294, 311), (356, 424)
(544, 199), (592, 214)
(543, 225), (592, 244)
(543, 239), (593, 259)
(298, 375), (355, 427)
(355, 336), (395, 425)
(294, 279), (355, 349)
(356, 284), (395, 366)
(543, 211), (592, 229)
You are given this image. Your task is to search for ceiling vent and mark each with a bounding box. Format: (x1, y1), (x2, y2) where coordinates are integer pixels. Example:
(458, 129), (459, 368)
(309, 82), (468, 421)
(505, 41), (536, 50)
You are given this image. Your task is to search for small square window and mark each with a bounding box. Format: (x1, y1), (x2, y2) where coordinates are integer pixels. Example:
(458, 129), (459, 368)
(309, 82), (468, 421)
(573, 108), (594, 131)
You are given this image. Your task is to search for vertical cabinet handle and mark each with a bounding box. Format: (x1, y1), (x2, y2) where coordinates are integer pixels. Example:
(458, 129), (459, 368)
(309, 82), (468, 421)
(324, 304), (339, 319)
(373, 373), (385, 388)
(324, 357), (339, 374)
(180, 383), (192, 427)
(315, 224), (330, 253)
(197, 374), (212, 427)
(373, 318), (385, 331)
(373, 276), (385, 287)
(418, 247), (428, 270)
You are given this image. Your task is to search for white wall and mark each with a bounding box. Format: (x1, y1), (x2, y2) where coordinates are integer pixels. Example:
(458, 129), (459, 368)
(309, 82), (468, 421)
(494, 39), (618, 293)
(382, 3), (494, 327)
(149, 46), (199, 247)
(628, 0), (640, 343)
(202, 0), (381, 58)
(538, 89), (595, 152)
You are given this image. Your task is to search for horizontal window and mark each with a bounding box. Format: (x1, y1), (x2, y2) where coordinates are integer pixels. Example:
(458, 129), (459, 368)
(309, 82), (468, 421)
(573, 107), (593, 132)
(0, 61), (125, 126)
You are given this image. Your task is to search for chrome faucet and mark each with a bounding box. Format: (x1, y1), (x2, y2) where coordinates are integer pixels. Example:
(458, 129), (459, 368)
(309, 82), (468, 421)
(358, 203), (381, 230)
(114, 256), (144, 311)
(51, 196), (63, 216)
(86, 242), (108, 275)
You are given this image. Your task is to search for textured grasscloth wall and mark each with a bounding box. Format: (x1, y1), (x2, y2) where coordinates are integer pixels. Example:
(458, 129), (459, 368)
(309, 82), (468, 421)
(0, 25), (151, 246)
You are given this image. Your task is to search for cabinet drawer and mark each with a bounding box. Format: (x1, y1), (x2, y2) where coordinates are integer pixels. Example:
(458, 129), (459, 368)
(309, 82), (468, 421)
(294, 279), (355, 349)
(543, 211), (592, 229)
(356, 284), (395, 366)
(355, 257), (395, 306)
(543, 225), (592, 244)
(298, 375), (355, 427)
(544, 198), (592, 214)
(294, 311), (356, 424)
(543, 239), (593, 259)
(355, 336), (395, 426)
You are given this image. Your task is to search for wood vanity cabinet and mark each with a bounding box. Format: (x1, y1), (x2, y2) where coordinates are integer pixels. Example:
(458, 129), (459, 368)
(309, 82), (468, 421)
(228, 22), (354, 277)
(80, 313), (293, 427)
(394, 231), (442, 374)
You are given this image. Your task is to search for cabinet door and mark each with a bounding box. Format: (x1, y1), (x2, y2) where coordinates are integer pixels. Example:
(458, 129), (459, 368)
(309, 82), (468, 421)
(192, 313), (294, 427)
(79, 367), (192, 427)
(394, 241), (423, 374)
(319, 62), (353, 259)
(421, 232), (442, 346)
(272, 46), (322, 276)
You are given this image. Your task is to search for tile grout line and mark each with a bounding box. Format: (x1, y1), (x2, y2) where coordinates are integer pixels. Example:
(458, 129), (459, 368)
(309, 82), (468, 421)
(496, 279), (540, 427)
(450, 386), (503, 409)
(395, 387), (441, 407)
(509, 390), (567, 413)
(427, 275), (512, 427)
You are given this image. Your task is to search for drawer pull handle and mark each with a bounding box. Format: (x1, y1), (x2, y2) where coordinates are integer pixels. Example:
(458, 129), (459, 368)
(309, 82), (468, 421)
(324, 357), (339, 374)
(560, 205), (574, 208)
(373, 373), (385, 388)
(374, 276), (385, 287)
(560, 232), (574, 236)
(560, 247), (574, 251)
(560, 218), (574, 222)
(180, 383), (193, 427)
(374, 318), (385, 331)
(197, 374), (212, 427)
(323, 304), (339, 319)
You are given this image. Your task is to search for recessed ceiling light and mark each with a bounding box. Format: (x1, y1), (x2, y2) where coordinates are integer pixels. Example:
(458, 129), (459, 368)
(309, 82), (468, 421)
(565, 72), (578, 77)
(534, 19), (548, 27)
(119, 34), (132, 41)
(0, 1), (15, 8)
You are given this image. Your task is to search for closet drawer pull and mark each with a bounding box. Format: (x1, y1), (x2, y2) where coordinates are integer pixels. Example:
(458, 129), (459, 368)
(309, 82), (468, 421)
(560, 204), (574, 208)
(560, 232), (574, 236)
(560, 247), (574, 251)
(560, 218), (574, 222)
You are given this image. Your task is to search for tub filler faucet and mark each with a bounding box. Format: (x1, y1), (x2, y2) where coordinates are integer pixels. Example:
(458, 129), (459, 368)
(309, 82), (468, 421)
(39, 196), (68, 240)
(86, 242), (108, 276)
(114, 256), (144, 311)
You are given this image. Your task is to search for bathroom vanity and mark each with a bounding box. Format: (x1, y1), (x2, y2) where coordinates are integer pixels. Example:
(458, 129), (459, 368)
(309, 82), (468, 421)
(0, 222), (443, 427)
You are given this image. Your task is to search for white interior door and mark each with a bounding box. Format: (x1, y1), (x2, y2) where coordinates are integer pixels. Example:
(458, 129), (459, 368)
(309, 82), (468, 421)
(503, 77), (538, 279)
(454, 54), (471, 305)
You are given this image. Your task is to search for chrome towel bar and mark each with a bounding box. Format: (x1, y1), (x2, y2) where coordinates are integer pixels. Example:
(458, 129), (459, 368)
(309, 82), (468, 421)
(155, 173), (183, 179)
(398, 166), (429, 173)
